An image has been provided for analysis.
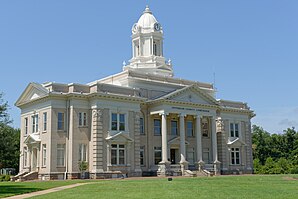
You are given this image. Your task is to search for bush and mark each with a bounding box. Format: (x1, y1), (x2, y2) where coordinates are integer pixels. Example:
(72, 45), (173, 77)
(0, 175), (10, 181)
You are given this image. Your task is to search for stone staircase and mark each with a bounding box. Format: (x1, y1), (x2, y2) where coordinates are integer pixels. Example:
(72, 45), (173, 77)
(11, 171), (28, 181)
(13, 171), (39, 181)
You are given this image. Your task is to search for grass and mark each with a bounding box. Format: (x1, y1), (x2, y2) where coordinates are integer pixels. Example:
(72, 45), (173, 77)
(1, 175), (297, 199)
(0, 180), (88, 198)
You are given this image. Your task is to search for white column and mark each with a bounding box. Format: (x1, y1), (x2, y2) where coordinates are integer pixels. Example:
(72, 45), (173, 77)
(161, 113), (168, 163)
(179, 114), (186, 163)
(196, 115), (203, 163)
(106, 143), (111, 171)
(212, 116), (218, 162)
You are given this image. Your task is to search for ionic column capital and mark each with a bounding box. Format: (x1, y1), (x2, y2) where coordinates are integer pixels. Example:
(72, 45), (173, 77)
(179, 113), (187, 118)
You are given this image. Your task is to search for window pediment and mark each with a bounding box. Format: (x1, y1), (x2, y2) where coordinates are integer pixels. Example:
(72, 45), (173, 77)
(106, 132), (134, 143)
(227, 138), (246, 147)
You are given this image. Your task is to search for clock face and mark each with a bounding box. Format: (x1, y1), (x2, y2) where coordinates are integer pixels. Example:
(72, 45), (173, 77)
(154, 23), (161, 31)
(132, 23), (138, 33)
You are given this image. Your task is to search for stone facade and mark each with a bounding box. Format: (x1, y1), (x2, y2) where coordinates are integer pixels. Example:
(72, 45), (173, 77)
(15, 6), (255, 180)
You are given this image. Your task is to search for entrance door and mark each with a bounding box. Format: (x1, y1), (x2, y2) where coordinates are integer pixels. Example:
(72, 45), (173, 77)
(170, 149), (176, 164)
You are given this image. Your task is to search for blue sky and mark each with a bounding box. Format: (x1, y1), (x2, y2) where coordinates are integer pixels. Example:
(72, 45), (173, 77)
(0, 0), (297, 133)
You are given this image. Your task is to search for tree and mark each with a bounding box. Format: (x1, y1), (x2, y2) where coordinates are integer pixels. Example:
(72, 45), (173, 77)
(252, 125), (298, 174)
(0, 93), (20, 172)
(0, 92), (10, 125)
(0, 125), (20, 171)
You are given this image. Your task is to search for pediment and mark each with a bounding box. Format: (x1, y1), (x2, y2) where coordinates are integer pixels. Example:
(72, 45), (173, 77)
(160, 85), (218, 106)
(24, 134), (41, 145)
(227, 138), (247, 146)
(168, 137), (189, 145)
(15, 83), (49, 107)
(106, 132), (134, 143)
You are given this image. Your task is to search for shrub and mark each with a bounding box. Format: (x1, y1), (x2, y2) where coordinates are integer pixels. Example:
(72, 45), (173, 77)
(0, 175), (10, 181)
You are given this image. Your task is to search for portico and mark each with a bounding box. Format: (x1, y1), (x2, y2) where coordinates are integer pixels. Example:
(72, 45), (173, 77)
(150, 103), (220, 176)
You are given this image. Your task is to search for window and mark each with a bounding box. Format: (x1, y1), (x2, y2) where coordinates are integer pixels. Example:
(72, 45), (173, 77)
(79, 144), (87, 162)
(140, 117), (144, 134)
(23, 147), (28, 167)
(43, 112), (47, 131)
(111, 113), (126, 131)
(57, 112), (65, 130)
(140, 146), (145, 166)
(24, 118), (28, 135)
(79, 112), (87, 126)
(187, 121), (194, 137)
(154, 147), (162, 165)
(202, 118), (209, 137)
(111, 144), (125, 165)
(230, 123), (239, 137)
(153, 41), (157, 56)
(171, 120), (178, 135)
(231, 148), (240, 165)
(31, 114), (38, 133)
(119, 114), (125, 131)
(154, 119), (161, 135)
(187, 148), (195, 165)
(203, 148), (210, 163)
(57, 144), (65, 166)
(42, 144), (46, 166)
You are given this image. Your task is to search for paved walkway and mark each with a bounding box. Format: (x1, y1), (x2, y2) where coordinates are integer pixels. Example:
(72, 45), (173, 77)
(5, 183), (90, 199)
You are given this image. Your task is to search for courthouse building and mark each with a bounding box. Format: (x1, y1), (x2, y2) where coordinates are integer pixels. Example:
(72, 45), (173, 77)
(15, 6), (255, 180)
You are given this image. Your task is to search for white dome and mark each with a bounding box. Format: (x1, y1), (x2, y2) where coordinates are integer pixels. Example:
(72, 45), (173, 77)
(132, 6), (162, 34)
(137, 6), (157, 29)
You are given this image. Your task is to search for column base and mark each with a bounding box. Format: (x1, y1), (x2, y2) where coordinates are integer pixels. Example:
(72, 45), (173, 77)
(213, 160), (221, 175)
(157, 161), (171, 177)
(180, 161), (189, 176)
(196, 160), (205, 172)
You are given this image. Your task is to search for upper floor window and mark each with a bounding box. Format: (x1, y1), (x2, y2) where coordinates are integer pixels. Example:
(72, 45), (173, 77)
(79, 112), (87, 127)
(57, 112), (65, 131)
(202, 118), (209, 137)
(111, 144), (125, 165)
(187, 120), (194, 137)
(111, 113), (125, 131)
(230, 123), (239, 137)
(24, 117), (28, 135)
(31, 114), (38, 133)
(154, 119), (161, 136)
(140, 117), (144, 134)
(231, 148), (240, 165)
(171, 120), (178, 135)
(43, 112), (47, 131)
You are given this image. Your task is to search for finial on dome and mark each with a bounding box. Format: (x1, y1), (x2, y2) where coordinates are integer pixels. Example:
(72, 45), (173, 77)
(143, 5), (152, 14)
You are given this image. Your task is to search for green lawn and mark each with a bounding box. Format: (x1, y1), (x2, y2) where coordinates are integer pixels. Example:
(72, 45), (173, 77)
(0, 180), (88, 198)
(1, 175), (297, 199)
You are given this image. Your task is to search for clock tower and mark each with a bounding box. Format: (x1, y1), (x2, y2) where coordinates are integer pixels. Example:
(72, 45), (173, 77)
(123, 6), (173, 77)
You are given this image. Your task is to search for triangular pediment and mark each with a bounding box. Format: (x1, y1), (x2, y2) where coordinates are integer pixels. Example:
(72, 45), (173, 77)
(159, 85), (218, 106)
(106, 132), (134, 143)
(24, 134), (41, 145)
(168, 137), (189, 145)
(227, 138), (247, 146)
(15, 83), (49, 107)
